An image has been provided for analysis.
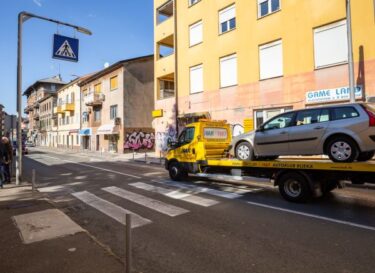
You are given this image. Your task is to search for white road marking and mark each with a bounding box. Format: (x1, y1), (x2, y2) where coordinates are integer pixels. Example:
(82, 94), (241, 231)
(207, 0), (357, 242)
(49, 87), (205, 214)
(42, 155), (141, 179)
(72, 191), (151, 228)
(102, 186), (189, 217)
(130, 182), (219, 207)
(246, 201), (375, 232)
(155, 180), (241, 199)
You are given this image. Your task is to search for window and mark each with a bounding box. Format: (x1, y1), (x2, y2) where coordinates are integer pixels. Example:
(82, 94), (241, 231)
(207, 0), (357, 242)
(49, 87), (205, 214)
(178, 127), (195, 145)
(255, 107), (292, 128)
(258, 0), (280, 18)
(295, 109), (330, 126)
(189, 0), (200, 6)
(189, 21), (203, 47)
(314, 20), (348, 69)
(259, 40), (283, 80)
(110, 76), (118, 90)
(94, 108), (101, 121)
(332, 107), (359, 120)
(110, 105), (118, 120)
(263, 112), (294, 130)
(220, 54), (237, 88)
(219, 4), (236, 34)
(71, 93), (75, 103)
(94, 83), (102, 94)
(190, 64), (203, 94)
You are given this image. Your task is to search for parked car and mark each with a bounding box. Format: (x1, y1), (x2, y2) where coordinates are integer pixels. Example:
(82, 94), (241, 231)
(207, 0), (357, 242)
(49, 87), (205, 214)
(229, 103), (375, 162)
(25, 141), (35, 147)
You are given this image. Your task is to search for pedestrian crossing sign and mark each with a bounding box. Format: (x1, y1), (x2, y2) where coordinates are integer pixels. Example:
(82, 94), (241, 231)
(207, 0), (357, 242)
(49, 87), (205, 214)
(52, 34), (79, 62)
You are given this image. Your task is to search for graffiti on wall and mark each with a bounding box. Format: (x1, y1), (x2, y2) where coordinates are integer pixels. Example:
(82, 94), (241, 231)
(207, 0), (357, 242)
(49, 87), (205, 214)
(124, 130), (155, 150)
(156, 124), (177, 152)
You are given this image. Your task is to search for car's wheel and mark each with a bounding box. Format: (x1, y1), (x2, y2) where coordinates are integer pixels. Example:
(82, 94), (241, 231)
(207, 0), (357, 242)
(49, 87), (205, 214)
(235, 142), (254, 160)
(278, 172), (312, 203)
(326, 136), (359, 162)
(168, 161), (186, 181)
(357, 151), (374, 162)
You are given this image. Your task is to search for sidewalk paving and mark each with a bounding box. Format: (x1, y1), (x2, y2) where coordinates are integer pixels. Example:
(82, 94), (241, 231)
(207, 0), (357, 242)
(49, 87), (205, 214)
(0, 184), (124, 273)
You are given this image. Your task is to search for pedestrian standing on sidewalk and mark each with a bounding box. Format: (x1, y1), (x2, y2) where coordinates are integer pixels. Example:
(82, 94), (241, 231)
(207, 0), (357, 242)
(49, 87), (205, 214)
(0, 141), (9, 189)
(1, 137), (12, 183)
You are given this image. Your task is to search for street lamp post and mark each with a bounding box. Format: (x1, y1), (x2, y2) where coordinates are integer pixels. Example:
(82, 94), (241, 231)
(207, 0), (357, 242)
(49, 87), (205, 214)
(346, 0), (355, 103)
(16, 11), (91, 185)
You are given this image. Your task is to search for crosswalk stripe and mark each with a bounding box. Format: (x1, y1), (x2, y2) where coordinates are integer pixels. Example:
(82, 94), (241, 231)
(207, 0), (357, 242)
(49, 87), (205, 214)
(72, 191), (151, 228)
(130, 182), (219, 207)
(102, 186), (189, 217)
(154, 180), (241, 199)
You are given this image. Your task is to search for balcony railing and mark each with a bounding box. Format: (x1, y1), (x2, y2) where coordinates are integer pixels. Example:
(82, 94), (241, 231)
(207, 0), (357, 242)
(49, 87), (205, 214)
(84, 92), (105, 106)
(62, 101), (75, 112)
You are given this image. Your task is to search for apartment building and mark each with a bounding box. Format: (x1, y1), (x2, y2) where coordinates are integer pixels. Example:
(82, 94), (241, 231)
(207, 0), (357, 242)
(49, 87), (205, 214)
(153, 0), (375, 153)
(39, 94), (57, 147)
(79, 55), (154, 153)
(24, 75), (66, 145)
(54, 77), (88, 150)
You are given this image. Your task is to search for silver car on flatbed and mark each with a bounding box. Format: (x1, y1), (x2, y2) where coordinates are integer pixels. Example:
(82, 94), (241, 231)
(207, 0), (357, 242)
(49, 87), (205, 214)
(229, 103), (375, 162)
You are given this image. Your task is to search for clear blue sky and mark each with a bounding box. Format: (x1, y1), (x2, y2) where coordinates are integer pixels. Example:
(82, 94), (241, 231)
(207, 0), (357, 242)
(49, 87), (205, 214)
(0, 0), (154, 115)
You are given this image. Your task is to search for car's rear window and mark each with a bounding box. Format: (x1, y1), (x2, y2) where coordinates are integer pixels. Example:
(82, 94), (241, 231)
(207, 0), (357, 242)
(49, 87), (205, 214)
(332, 107), (359, 120)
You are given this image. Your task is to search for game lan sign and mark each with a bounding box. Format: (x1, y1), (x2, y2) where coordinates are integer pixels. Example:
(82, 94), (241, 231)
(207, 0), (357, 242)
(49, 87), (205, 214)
(53, 34), (79, 62)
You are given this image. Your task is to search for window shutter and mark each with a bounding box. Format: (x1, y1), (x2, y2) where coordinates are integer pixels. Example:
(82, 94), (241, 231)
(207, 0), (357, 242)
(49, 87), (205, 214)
(190, 65), (203, 94)
(220, 54), (237, 88)
(259, 40), (283, 80)
(219, 5), (235, 24)
(189, 21), (203, 47)
(314, 20), (348, 68)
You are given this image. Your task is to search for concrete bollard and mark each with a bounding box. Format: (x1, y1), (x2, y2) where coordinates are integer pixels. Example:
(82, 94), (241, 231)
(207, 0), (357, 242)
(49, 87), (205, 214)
(125, 213), (132, 273)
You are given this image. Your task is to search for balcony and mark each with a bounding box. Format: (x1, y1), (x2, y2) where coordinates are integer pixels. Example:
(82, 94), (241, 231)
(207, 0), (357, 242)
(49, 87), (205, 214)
(53, 105), (63, 114)
(62, 102), (75, 112)
(33, 102), (40, 109)
(84, 92), (105, 106)
(24, 105), (33, 114)
(33, 113), (39, 120)
(156, 53), (174, 77)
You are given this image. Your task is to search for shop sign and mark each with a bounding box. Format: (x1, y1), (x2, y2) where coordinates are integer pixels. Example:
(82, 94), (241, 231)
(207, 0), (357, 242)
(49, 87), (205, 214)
(306, 85), (362, 104)
(203, 128), (228, 139)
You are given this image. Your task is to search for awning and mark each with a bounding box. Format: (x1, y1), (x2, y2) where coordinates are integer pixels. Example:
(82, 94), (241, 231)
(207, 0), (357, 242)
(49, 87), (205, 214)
(79, 128), (92, 136)
(97, 124), (119, 135)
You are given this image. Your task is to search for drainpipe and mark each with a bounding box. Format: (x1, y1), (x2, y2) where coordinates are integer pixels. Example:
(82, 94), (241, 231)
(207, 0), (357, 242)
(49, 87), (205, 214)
(346, 0), (355, 103)
(173, 0), (179, 136)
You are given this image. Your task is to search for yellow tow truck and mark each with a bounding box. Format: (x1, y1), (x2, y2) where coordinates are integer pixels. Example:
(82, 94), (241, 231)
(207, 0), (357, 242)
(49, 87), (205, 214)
(165, 120), (375, 202)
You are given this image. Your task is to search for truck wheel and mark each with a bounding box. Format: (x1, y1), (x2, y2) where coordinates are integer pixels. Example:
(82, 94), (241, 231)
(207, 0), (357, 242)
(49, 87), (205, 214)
(235, 142), (254, 160)
(327, 136), (358, 162)
(278, 172), (312, 203)
(168, 161), (186, 181)
(357, 151), (374, 162)
(321, 180), (338, 195)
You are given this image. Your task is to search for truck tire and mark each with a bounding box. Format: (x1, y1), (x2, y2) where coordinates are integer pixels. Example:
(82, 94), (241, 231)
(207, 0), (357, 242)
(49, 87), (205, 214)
(278, 172), (312, 203)
(321, 180), (338, 195)
(168, 161), (186, 181)
(357, 151), (374, 162)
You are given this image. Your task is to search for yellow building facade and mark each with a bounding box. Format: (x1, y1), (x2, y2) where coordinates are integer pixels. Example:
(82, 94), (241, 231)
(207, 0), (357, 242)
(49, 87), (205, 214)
(153, 0), (375, 153)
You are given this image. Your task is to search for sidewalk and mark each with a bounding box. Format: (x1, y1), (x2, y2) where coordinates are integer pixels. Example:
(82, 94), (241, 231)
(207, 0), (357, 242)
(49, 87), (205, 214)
(0, 184), (124, 273)
(34, 146), (165, 166)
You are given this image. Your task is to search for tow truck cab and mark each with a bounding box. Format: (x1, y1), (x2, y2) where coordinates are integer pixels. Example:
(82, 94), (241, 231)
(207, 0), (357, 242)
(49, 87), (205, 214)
(165, 120), (231, 179)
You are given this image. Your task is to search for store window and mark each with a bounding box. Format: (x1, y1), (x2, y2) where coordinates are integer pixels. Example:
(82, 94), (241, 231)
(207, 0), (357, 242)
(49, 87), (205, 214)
(314, 20), (348, 69)
(219, 4), (236, 34)
(259, 40), (283, 80)
(190, 64), (203, 94)
(220, 54), (237, 88)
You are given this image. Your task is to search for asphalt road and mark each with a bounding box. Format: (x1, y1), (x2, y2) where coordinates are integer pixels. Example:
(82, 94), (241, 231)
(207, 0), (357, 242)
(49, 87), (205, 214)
(23, 148), (375, 273)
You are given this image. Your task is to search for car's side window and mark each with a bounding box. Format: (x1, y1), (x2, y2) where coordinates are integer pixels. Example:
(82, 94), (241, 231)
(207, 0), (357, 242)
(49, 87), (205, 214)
(263, 112), (294, 130)
(295, 109), (320, 126)
(332, 107), (359, 120)
(318, 109), (330, 122)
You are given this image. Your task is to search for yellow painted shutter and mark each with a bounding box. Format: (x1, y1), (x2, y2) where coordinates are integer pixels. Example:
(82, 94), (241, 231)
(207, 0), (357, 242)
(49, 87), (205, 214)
(110, 76), (118, 90)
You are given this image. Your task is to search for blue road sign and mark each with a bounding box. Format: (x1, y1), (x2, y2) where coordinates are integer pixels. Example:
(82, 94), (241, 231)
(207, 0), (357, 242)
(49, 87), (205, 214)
(53, 34), (79, 62)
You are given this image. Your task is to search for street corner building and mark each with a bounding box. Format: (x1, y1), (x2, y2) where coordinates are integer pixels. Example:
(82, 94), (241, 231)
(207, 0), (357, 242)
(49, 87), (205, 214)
(23, 75), (66, 145)
(79, 55), (155, 154)
(152, 0), (375, 154)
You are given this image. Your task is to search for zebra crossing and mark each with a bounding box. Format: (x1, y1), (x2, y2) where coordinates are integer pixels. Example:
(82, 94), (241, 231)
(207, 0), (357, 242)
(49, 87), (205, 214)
(70, 180), (263, 229)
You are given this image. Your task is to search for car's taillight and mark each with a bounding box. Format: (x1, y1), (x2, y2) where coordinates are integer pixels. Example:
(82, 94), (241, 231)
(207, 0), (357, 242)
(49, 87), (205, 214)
(365, 108), (375, 127)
